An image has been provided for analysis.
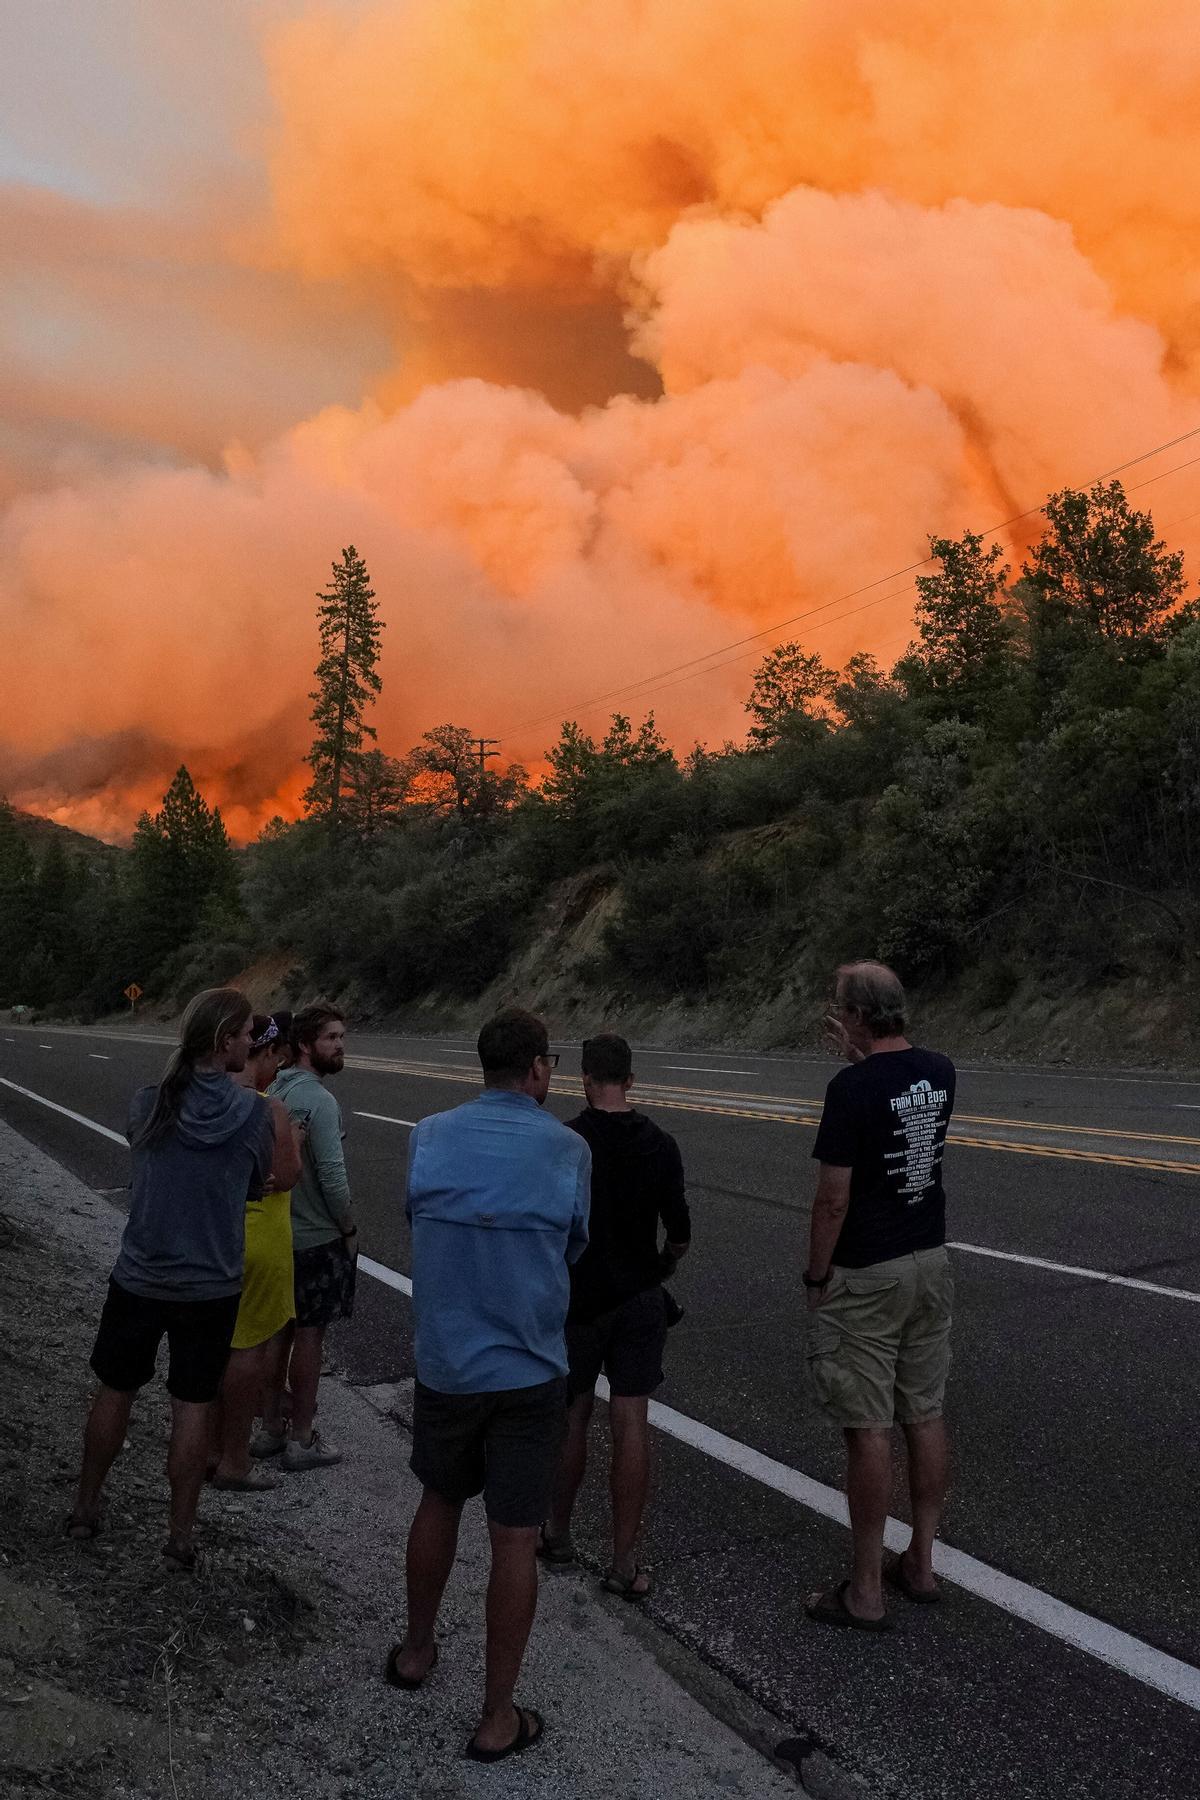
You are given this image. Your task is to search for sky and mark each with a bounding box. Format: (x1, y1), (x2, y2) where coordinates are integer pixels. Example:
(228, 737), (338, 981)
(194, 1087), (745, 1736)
(2, 0), (1199, 839)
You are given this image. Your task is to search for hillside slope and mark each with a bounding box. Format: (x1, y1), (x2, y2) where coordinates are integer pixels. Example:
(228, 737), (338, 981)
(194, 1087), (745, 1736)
(11, 809), (118, 862)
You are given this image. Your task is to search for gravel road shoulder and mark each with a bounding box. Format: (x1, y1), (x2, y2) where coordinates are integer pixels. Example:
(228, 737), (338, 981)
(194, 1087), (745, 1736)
(0, 1117), (812, 1800)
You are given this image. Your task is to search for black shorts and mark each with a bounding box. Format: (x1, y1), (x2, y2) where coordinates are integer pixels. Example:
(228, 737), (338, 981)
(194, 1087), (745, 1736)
(410, 1377), (567, 1527)
(566, 1285), (668, 1401)
(89, 1278), (240, 1404)
(294, 1238), (356, 1329)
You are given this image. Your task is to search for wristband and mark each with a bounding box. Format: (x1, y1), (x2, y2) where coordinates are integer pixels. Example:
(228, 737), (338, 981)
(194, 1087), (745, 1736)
(803, 1269), (831, 1290)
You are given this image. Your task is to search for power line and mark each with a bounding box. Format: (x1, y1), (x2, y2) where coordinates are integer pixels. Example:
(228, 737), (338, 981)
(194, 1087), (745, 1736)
(500, 422), (1200, 740)
(577, 464), (1200, 719)
(560, 466), (1200, 717)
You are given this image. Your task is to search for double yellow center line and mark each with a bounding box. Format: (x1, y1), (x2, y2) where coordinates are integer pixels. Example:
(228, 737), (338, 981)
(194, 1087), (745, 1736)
(347, 1057), (1200, 1176)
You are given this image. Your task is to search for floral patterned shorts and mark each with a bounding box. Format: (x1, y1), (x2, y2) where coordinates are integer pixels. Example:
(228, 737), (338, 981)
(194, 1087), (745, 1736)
(293, 1238), (356, 1329)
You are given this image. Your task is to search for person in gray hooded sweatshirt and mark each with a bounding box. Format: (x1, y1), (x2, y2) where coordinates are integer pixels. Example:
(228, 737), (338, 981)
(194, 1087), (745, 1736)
(66, 988), (299, 1569)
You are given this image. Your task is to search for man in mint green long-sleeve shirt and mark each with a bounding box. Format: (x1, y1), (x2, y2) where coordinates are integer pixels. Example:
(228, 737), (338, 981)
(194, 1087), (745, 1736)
(266, 1003), (357, 1472)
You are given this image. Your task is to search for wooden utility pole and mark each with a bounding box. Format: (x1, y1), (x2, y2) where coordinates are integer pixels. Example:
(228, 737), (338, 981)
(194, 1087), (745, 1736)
(474, 738), (500, 774)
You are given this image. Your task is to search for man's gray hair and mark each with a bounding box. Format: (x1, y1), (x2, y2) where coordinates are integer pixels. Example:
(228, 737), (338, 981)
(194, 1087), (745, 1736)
(836, 961), (908, 1038)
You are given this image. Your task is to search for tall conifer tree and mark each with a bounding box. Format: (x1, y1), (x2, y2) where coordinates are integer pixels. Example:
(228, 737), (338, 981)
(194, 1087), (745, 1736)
(304, 547), (384, 822)
(128, 766), (239, 964)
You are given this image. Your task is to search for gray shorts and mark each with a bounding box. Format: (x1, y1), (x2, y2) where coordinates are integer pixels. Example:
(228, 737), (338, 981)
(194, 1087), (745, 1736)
(410, 1377), (567, 1527)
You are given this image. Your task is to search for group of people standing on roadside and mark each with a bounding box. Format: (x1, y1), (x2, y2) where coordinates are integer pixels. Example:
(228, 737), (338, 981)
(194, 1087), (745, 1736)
(65, 958), (957, 1764)
(66, 995), (358, 1568)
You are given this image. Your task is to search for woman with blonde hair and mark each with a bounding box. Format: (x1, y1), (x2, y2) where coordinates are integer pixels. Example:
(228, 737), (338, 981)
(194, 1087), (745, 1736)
(67, 989), (297, 1568)
(211, 1013), (301, 1490)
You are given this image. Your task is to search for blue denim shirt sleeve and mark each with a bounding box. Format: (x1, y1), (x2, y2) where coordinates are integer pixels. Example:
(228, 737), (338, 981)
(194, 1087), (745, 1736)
(404, 1124), (418, 1225)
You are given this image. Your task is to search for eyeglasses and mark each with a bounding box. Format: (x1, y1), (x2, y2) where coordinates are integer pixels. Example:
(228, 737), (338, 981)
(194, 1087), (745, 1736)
(537, 1052), (560, 1068)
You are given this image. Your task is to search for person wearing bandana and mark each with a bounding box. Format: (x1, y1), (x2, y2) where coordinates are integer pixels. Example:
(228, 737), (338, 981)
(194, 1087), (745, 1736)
(210, 1012), (301, 1490)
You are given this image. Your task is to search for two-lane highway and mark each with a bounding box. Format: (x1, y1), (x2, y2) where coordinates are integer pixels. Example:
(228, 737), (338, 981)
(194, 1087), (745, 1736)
(2, 1023), (1198, 1799)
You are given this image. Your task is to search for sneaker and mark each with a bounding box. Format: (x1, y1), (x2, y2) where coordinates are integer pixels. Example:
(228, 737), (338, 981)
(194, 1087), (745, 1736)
(249, 1426), (287, 1459)
(282, 1430), (342, 1472)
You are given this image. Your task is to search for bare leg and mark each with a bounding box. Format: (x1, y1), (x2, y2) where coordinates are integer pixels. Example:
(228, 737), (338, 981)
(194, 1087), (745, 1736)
(899, 1417), (948, 1593)
(213, 1345), (267, 1481)
(470, 1522), (540, 1755)
(288, 1325), (324, 1444)
(166, 1399), (214, 1552)
(260, 1324), (293, 1435)
(842, 1426), (891, 1621)
(391, 1487), (464, 1682)
(608, 1395), (651, 1584)
(546, 1392), (593, 1542)
(71, 1385), (133, 1525)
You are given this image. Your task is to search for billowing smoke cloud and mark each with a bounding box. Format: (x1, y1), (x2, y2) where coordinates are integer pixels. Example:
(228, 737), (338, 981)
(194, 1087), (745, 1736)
(3, 0), (1198, 837)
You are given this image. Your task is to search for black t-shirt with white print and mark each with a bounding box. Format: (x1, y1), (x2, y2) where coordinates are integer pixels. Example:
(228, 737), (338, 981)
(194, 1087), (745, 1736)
(811, 1047), (956, 1268)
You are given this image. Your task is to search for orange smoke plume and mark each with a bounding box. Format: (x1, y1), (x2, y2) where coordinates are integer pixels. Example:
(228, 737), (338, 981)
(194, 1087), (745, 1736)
(2, 0), (1198, 837)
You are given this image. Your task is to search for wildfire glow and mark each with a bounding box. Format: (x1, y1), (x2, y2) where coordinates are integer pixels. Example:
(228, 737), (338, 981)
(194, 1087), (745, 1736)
(3, 0), (1199, 836)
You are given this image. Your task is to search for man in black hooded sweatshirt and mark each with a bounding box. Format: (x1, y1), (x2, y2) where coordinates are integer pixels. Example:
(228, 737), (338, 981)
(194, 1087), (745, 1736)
(542, 1034), (690, 1598)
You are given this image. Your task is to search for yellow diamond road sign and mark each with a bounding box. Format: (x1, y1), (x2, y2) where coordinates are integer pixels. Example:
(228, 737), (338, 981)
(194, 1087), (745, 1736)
(124, 983), (143, 1003)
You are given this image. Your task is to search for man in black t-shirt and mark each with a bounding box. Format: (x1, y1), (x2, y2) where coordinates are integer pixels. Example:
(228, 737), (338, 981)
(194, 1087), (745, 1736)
(803, 961), (956, 1632)
(541, 1034), (691, 1600)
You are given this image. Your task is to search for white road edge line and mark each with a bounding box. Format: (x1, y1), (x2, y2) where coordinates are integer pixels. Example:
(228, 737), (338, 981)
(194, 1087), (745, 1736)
(617, 1381), (1200, 1714)
(355, 1248), (1200, 1712)
(358, 1254), (412, 1296)
(0, 1077), (127, 1145)
(355, 1111), (419, 1128)
(950, 1240), (1200, 1304)
(89, 1054), (111, 1061)
(7, 1077), (1200, 1710)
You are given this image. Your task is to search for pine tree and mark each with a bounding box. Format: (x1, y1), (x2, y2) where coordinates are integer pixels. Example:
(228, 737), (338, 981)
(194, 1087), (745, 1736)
(128, 767), (240, 968)
(304, 547), (384, 822)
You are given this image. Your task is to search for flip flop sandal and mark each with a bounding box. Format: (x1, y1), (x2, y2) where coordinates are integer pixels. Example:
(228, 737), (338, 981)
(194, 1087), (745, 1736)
(884, 1557), (943, 1605)
(63, 1513), (100, 1541)
(162, 1540), (197, 1573)
(536, 1529), (576, 1566)
(465, 1706), (545, 1763)
(601, 1566), (653, 1601)
(805, 1580), (893, 1632)
(384, 1643), (438, 1691)
(210, 1469), (278, 1493)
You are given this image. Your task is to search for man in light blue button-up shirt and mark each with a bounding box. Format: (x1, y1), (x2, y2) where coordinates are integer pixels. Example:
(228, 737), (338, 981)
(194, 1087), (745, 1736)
(391, 1008), (589, 1763)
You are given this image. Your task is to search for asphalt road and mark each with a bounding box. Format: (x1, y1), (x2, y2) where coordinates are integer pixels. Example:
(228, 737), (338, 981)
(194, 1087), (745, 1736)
(2, 1022), (1198, 1800)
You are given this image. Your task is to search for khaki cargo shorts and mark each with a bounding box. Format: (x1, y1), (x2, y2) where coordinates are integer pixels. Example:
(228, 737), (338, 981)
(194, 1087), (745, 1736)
(806, 1247), (953, 1430)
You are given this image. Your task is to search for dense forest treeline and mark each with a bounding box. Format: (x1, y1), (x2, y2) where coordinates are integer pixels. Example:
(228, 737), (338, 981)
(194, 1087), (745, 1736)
(3, 482), (1199, 1046)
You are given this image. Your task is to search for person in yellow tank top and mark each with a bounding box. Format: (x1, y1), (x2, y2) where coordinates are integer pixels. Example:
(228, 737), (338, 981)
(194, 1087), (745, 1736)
(210, 1014), (302, 1490)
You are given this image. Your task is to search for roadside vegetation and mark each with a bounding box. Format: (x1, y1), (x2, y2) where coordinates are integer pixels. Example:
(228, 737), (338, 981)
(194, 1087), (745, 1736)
(3, 483), (1199, 1040)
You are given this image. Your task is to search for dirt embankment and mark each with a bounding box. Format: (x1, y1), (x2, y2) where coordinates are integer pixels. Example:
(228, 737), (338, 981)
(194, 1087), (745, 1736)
(299, 867), (1200, 1075)
(39, 864), (1200, 1074)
